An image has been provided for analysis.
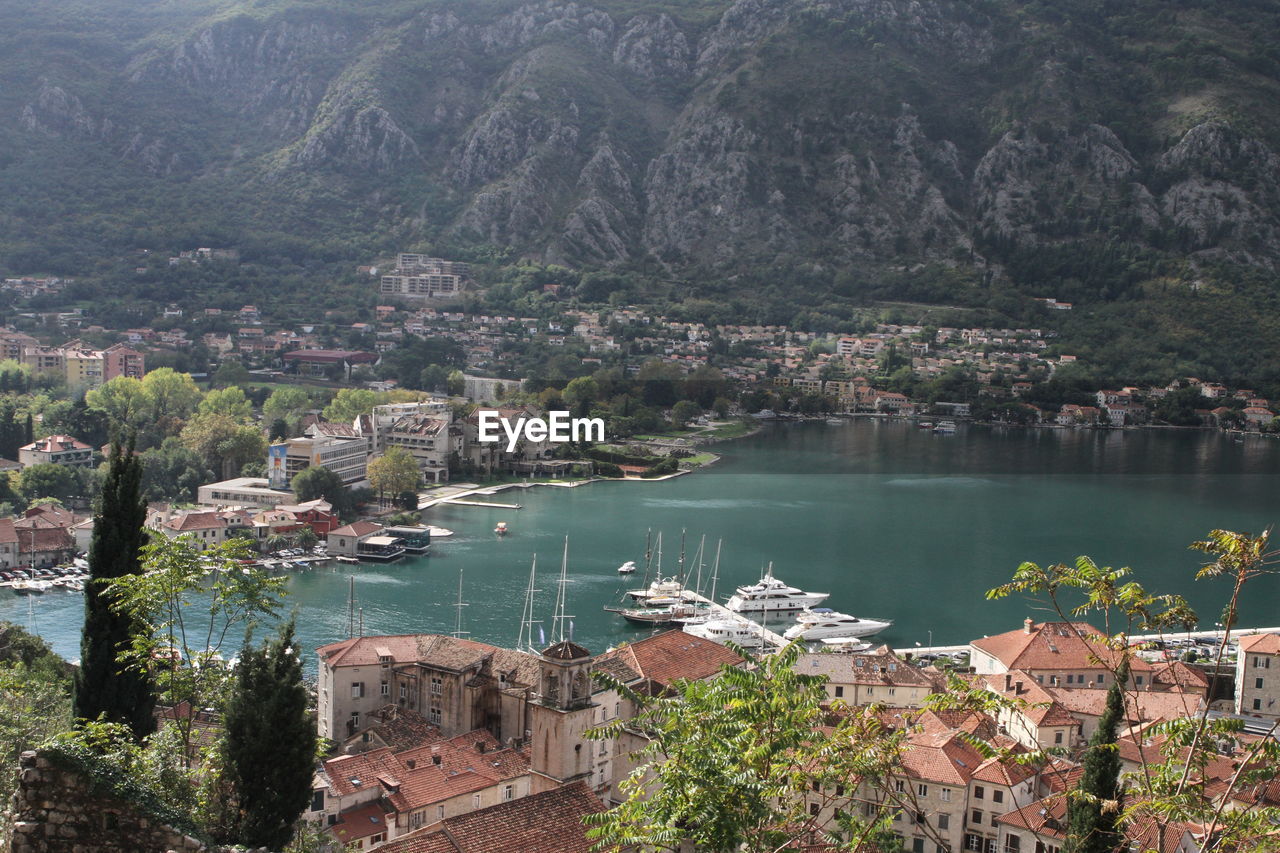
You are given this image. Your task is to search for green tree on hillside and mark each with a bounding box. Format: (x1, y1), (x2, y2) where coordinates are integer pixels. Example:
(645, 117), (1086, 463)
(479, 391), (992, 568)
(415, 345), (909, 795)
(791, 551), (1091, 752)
(291, 465), (353, 518)
(72, 444), (155, 740)
(321, 388), (382, 424)
(262, 387), (312, 435)
(197, 386), (254, 423)
(367, 446), (420, 503)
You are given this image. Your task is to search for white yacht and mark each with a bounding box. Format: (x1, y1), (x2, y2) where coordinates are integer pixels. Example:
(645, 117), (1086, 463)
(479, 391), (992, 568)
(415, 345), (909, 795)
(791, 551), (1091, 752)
(683, 618), (767, 648)
(617, 561), (637, 575)
(783, 608), (892, 641)
(625, 577), (684, 603)
(725, 566), (828, 615)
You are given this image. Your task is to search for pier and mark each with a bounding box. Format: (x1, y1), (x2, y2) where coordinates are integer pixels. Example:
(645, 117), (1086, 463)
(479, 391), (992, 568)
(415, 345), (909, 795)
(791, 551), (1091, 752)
(440, 498), (523, 509)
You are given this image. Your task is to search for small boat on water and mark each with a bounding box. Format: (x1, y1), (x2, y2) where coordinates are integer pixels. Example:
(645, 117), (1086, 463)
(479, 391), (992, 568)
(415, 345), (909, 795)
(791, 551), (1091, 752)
(933, 420), (957, 434)
(495, 521), (508, 536)
(617, 560), (637, 575)
(334, 555), (359, 564)
(725, 565), (828, 615)
(917, 421), (934, 429)
(783, 608), (893, 641)
(426, 526), (454, 538)
(816, 637), (873, 652)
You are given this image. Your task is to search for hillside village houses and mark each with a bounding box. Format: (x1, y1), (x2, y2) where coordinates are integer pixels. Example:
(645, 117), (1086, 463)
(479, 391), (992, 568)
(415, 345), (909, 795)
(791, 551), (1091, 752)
(305, 615), (1267, 853)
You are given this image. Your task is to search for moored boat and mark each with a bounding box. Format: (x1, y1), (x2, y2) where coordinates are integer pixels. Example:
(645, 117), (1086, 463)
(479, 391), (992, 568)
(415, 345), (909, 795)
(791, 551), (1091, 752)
(683, 617), (768, 648)
(725, 565), (828, 615)
(783, 608), (893, 641)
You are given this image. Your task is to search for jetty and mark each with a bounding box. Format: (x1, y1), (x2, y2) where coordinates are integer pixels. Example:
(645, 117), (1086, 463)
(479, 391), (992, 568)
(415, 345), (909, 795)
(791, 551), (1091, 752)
(441, 498), (523, 509)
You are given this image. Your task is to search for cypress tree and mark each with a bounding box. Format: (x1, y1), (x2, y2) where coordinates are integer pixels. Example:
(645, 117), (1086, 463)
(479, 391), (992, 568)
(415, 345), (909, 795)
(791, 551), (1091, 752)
(1064, 664), (1127, 853)
(72, 442), (155, 738)
(224, 618), (316, 850)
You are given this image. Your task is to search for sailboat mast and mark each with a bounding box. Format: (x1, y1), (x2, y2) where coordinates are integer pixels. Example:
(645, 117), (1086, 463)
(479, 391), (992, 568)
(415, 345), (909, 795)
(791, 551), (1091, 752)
(551, 536), (571, 643)
(517, 554), (539, 651)
(453, 568), (469, 638)
(710, 539), (722, 603)
(677, 529), (686, 585)
(693, 534), (706, 596)
(347, 576), (356, 639)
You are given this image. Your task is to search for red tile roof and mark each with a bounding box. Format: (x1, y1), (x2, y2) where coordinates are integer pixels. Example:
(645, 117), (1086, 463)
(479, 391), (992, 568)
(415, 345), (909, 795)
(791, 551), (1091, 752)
(596, 630), (743, 687)
(165, 511), (227, 532)
(328, 520), (384, 538)
(1240, 633), (1280, 655)
(330, 800), (393, 844)
(971, 621), (1154, 673)
(377, 781), (605, 853)
(898, 730), (986, 785)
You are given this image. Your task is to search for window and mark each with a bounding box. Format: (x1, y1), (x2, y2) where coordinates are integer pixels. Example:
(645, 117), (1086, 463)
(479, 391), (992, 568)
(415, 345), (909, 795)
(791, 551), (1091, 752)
(1065, 674), (1073, 684)
(965, 834), (983, 851)
(888, 688), (896, 696)
(1257, 677), (1265, 689)
(400, 684), (408, 700)
(836, 784), (845, 797)
(437, 806), (444, 820)
(990, 812), (999, 827)
(940, 788), (951, 802)
(431, 677), (443, 696)
(835, 686), (844, 698)
(985, 840), (997, 853)
(503, 785), (514, 801)
(429, 707), (441, 724)
(1054, 731), (1063, 744)
(472, 794), (481, 809)
(810, 802), (820, 817)
(974, 786), (984, 800)
(992, 790), (1004, 804)
(938, 814), (950, 830)
(351, 682), (364, 699)
(310, 790), (325, 812)
(1135, 676), (1144, 686)
(972, 809), (983, 825)
(913, 839), (925, 853)
(1097, 673), (1105, 684)
(918, 784), (928, 797)
(914, 811), (925, 824)
(867, 687), (875, 696)
(896, 780), (906, 793)
(1254, 698), (1263, 710)
(1004, 835), (1021, 853)
(380, 681), (389, 696)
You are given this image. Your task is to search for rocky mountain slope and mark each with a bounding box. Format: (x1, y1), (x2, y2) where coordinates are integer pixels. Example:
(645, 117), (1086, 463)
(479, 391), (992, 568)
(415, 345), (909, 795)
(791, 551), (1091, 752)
(2, 0), (1280, 287)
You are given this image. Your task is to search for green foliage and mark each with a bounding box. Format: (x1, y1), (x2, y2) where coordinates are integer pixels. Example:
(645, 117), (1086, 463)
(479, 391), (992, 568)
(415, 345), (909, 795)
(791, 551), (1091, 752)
(197, 386), (254, 423)
(18, 462), (83, 505)
(73, 444), (155, 740)
(639, 455), (678, 478)
(291, 464), (353, 518)
(367, 445), (420, 499)
(105, 534), (287, 763)
(1064, 665), (1126, 853)
(586, 640), (902, 853)
(223, 618), (316, 850)
(137, 438), (215, 503)
(262, 386), (313, 435)
(180, 411), (267, 480)
(321, 388), (383, 424)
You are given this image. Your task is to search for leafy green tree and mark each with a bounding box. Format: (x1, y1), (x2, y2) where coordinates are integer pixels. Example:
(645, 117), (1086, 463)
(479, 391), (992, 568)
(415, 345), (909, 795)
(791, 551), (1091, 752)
(212, 361), (252, 389)
(588, 641), (902, 852)
(106, 535), (286, 764)
(367, 446), (420, 502)
(180, 412), (267, 479)
(197, 387), (254, 423)
(223, 618), (316, 850)
(138, 438), (215, 503)
(141, 368), (202, 424)
(290, 465), (352, 517)
(86, 376), (147, 440)
(19, 462), (82, 505)
(321, 388), (382, 424)
(73, 444), (155, 740)
(671, 400), (702, 428)
(447, 369), (465, 397)
(262, 387), (312, 434)
(1065, 665), (1126, 853)
(293, 527), (318, 551)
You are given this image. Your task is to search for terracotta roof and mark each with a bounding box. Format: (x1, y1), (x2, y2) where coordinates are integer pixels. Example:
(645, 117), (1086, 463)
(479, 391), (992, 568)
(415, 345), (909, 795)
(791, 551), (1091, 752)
(1151, 660), (1211, 691)
(317, 634), (541, 687)
(377, 781), (605, 853)
(346, 705), (442, 753)
(21, 434), (91, 452)
(328, 520), (383, 538)
(997, 795), (1067, 837)
(596, 630), (743, 687)
(797, 646), (934, 688)
(18, 527), (75, 554)
(1048, 685), (1202, 725)
(0, 519), (17, 545)
(970, 621), (1154, 673)
(18, 505), (77, 527)
(330, 801), (392, 844)
(541, 641), (592, 661)
(898, 730), (986, 785)
(971, 755), (1036, 786)
(982, 673), (1080, 728)
(164, 511), (227, 532)
(1239, 633), (1280, 655)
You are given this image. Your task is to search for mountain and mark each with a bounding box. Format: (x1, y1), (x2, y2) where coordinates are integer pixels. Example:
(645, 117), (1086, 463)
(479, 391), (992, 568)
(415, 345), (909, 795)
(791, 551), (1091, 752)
(1, 0), (1279, 317)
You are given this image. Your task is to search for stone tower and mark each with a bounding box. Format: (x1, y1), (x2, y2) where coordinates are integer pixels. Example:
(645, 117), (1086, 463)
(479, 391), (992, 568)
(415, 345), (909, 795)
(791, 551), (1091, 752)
(529, 640), (597, 793)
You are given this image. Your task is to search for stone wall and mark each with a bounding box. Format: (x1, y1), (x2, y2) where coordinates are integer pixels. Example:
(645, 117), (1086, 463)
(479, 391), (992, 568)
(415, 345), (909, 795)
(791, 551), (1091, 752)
(9, 750), (205, 853)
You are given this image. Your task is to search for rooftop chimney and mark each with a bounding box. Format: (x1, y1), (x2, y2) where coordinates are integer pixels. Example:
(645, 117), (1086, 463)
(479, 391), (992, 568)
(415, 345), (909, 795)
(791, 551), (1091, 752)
(1024, 617), (1034, 634)
(1004, 674), (1012, 692)
(1015, 680), (1024, 695)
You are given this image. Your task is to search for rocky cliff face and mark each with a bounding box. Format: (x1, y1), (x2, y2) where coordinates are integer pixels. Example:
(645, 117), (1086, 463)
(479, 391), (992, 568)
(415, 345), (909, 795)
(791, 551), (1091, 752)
(7, 0), (1280, 275)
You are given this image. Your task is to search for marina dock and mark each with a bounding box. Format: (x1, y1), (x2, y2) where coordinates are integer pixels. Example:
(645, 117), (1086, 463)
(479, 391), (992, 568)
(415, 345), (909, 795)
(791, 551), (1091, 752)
(441, 498), (523, 509)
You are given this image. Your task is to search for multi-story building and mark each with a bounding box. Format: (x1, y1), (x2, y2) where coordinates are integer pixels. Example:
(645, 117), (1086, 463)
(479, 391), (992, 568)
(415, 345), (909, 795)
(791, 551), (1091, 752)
(268, 426), (370, 488)
(969, 618), (1156, 690)
(795, 646), (938, 707)
(18, 434), (94, 469)
(378, 255), (469, 300)
(102, 343), (145, 381)
(1236, 633), (1280, 717)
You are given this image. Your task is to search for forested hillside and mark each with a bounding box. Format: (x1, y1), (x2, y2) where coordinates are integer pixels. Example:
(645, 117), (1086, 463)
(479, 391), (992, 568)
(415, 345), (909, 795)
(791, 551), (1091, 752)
(2, 0), (1280, 382)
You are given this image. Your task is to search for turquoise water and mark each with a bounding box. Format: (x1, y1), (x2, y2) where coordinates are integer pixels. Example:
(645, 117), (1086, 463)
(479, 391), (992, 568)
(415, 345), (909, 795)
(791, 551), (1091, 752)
(8, 421), (1280, 675)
